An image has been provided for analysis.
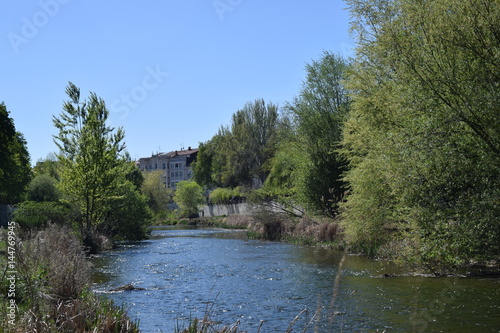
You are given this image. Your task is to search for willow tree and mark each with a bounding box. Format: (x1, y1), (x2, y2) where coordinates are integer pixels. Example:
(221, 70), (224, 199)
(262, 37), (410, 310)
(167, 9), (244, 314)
(53, 82), (125, 243)
(342, 0), (500, 267)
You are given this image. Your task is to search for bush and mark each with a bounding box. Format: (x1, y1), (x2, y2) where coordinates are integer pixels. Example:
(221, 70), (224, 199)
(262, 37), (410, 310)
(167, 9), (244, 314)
(173, 181), (205, 217)
(12, 201), (70, 229)
(209, 187), (245, 204)
(105, 181), (152, 241)
(26, 174), (61, 202)
(249, 212), (285, 241)
(17, 224), (91, 301)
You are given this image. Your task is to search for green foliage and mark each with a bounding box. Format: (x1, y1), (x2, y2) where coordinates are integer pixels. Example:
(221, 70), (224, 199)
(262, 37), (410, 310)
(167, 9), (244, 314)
(209, 187), (244, 204)
(105, 181), (152, 241)
(33, 153), (61, 181)
(53, 82), (149, 244)
(173, 181), (205, 217)
(12, 201), (70, 229)
(193, 99), (281, 188)
(53, 82), (126, 233)
(26, 174), (61, 202)
(141, 169), (173, 218)
(0, 102), (32, 204)
(192, 141), (217, 188)
(342, 0), (500, 268)
(261, 52), (351, 217)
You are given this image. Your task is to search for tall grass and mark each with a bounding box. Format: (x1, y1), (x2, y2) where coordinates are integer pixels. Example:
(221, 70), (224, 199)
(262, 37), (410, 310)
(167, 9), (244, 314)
(0, 224), (139, 333)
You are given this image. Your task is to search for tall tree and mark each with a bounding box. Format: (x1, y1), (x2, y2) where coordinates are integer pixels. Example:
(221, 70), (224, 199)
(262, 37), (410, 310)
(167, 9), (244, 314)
(285, 51), (352, 216)
(0, 102), (31, 204)
(53, 82), (125, 242)
(194, 99), (280, 189)
(342, 0), (500, 267)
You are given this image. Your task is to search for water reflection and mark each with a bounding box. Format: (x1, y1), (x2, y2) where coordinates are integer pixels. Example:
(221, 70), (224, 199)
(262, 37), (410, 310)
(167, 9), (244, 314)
(91, 227), (500, 332)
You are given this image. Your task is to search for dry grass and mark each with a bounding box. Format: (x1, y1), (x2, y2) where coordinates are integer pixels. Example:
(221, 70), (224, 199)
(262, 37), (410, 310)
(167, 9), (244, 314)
(0, 224), (139, 333)
(245, 213), (344, 246)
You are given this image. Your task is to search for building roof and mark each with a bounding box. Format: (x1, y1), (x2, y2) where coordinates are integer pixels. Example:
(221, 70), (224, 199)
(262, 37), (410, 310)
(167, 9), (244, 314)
(163, 147), (199, 158)
(137, 147), (199, 162)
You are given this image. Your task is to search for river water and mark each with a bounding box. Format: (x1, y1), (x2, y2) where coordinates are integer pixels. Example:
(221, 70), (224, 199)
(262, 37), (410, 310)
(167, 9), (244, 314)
(91, 227), (500, 332)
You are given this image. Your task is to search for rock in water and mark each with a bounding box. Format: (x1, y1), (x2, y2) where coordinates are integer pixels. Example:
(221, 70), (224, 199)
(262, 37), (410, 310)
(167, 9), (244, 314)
(110, 283), (145, 291)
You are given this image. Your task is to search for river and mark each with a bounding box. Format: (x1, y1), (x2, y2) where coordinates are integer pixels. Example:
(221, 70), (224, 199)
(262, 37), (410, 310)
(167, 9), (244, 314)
(91, 227), (500, 332)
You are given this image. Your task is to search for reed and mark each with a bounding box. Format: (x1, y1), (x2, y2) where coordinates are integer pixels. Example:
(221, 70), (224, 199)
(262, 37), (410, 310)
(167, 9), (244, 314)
(0, 224), (139, 333)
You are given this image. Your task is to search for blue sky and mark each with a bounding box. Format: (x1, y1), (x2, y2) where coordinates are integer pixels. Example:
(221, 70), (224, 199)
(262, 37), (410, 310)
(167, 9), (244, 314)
(1, 0), (354, 164)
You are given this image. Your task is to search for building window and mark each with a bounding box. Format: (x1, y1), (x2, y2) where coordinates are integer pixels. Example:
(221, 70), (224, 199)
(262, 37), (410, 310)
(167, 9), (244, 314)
(162, 163), (166, 169)
(179, 171), (183, 178)
(171, 172), (175, 178)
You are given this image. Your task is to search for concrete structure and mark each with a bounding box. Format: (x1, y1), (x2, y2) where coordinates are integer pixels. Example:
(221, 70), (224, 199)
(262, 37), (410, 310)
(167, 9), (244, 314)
(137, 147), (198, 189)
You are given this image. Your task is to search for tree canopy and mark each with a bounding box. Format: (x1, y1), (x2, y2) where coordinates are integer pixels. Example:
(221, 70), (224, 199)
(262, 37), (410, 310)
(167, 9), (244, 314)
(173, 181), (205, 217)
(53, 82), (150, 246)
(193, 99), (281, 188)
(0, 102), (31, 204)
(341, 0), (500, 267)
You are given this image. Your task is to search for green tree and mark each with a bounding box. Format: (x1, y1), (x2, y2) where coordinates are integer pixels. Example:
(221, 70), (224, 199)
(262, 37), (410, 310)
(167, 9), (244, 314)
(27, 174), (61, 202)
(141, 170), (173, 218)
(173, 181), (205, 217)
(280, 52), (351, 216)
(193, 99), (281, 188)
(105, 181), (152, 241)
(342, 0), (500, 267)
(0, 102), (32, 204)
(53, 82), (126, 243)
(192, 141), (217, 188)
(33, 153), (61, 180)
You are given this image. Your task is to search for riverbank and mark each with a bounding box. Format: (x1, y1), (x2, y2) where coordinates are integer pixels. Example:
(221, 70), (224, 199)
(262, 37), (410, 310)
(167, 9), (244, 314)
(160, 213), (345, 249)
(0, 224), (139, 333)
(158, 213), (500, 277)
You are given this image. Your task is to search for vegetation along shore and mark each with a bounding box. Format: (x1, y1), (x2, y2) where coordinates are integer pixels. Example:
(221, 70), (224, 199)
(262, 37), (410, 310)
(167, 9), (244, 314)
(1, 0), (499, 331)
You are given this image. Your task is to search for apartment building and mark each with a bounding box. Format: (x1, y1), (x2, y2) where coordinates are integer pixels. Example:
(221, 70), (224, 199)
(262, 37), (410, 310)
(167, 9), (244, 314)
(137, 147), (199, 189)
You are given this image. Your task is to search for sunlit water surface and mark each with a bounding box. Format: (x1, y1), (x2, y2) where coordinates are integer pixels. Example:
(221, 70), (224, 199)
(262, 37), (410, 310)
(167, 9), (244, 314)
(91, 227), (500, 332)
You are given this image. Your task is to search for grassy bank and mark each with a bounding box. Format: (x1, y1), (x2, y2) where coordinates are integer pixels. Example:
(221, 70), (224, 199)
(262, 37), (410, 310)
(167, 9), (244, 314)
(158, 213), (345, 249)
(0, 224), (139, 333)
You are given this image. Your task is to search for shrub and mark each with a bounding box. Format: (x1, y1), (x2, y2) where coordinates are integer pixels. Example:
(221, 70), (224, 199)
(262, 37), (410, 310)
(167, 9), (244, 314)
(105, 181), (152, 241)
(26, 174), (61, 202)
(173, 181), (205, 217)
(209, 187), (246, 204)
(12, 201), (70, 229)
(0, 224), (139, 332)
